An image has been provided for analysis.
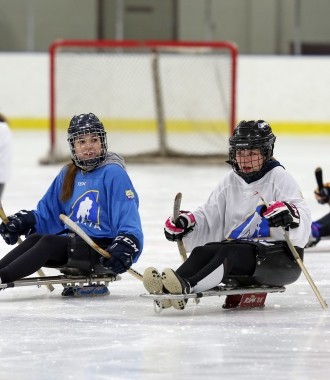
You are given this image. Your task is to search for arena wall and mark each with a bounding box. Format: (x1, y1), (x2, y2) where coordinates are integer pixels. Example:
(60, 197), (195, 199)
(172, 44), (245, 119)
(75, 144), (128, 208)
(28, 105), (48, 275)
(0, 53), (329, 134)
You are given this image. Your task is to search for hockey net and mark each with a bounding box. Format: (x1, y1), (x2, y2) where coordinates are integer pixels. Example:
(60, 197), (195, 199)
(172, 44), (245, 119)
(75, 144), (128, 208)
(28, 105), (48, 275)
(41, 40), (237, 164)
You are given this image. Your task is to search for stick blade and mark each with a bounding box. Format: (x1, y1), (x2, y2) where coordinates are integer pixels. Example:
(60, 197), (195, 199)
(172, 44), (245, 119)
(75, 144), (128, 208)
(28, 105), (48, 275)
(173, 192), (182, 221)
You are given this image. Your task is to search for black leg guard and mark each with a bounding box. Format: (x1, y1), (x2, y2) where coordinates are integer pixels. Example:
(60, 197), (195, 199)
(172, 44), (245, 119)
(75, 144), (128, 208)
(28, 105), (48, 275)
(221, 240), (303, 287)
(251, 241), (303, 286)
(56, 235), (115, 276)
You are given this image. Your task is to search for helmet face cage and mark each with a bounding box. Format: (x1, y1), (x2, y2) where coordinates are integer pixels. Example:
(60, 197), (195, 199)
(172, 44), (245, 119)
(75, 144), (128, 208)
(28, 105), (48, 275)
(229, 120), (276, 180)
(67, 113), (108, 171)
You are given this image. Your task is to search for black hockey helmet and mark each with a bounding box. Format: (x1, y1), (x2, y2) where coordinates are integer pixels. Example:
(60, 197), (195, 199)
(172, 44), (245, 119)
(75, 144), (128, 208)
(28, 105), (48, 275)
(228, 120), (276, 180)
(67, 113), (108, 171)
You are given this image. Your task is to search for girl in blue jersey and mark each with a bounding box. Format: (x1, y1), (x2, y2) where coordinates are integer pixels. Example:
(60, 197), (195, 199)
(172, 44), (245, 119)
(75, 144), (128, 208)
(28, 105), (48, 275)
(0, 113), (143, 284)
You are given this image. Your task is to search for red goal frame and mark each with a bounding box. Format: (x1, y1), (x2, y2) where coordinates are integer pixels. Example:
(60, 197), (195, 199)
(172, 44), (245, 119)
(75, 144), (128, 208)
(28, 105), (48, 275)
(48, 39), (238, 162)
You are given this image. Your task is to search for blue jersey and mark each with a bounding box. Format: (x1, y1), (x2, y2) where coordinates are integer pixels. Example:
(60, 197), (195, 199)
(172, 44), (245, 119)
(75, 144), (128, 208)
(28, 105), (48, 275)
(32, 159), (143, 261)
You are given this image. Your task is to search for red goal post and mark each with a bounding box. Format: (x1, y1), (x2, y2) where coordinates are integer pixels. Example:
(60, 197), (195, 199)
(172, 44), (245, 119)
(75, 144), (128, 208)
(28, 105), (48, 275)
(42, 39), (238, 164)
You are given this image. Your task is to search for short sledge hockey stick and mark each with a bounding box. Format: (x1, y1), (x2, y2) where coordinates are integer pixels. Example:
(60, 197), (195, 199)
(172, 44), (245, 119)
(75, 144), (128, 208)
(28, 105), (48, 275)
(173, 192), (188, 262)
(0, 201), (54, 292)
(260, 195), (327, 309)
(59, 214), (143, 282)
(315, 167), (324, 190)
(315, 167), (330, 205)
(173, 193), (200, 305)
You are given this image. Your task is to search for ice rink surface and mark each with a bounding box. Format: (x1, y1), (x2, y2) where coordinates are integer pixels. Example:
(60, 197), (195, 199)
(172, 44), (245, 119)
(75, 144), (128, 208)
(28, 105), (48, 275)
(1, 131), (330, 380)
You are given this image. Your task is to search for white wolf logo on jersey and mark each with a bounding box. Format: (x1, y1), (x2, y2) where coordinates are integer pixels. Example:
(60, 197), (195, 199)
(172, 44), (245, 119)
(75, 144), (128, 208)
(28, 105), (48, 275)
(76, 196), (93, 223)
(70, 191), (100, 227)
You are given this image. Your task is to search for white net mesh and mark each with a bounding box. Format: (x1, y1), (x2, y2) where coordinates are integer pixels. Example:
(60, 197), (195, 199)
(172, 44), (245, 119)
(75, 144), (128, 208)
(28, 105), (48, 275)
(42, 41), (237, 164)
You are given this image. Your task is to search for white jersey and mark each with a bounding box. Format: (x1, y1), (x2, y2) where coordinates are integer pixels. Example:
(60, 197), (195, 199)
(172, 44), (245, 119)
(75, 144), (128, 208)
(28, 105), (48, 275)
(0, 121), (12, 183)
(183, 165), (311, 251)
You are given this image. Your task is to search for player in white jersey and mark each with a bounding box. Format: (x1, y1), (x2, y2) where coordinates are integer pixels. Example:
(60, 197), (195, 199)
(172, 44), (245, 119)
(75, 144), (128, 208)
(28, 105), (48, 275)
(0, 113), (13, 199)
(143, 120), (312, 310)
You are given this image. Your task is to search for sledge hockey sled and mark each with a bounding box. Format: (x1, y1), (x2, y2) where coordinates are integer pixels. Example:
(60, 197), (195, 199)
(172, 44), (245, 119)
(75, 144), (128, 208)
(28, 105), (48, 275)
(0, 266), (120, 297)
(140, 285), (286, 313)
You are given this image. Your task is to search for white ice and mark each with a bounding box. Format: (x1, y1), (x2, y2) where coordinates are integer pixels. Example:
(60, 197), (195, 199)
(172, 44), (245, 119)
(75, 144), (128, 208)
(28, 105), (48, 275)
(1, 131), (330, 380)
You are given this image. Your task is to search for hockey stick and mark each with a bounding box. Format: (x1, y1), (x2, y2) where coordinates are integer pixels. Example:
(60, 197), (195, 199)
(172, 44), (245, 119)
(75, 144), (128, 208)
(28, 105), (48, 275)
(0, 201), (54, 292)
(260, 195), (327, 309)
(173, 192), (188, 262)
(59, 214), (143, 282)
(315, 167), (324, 190)
(315, 167), (330, 205)
(173, 193), (201, 305)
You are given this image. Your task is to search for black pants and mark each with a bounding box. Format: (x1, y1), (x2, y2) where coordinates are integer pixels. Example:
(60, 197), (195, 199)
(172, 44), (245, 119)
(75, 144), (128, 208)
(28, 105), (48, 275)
(316, 212), (330, 236)
(176, 240), (303, 288)
(0, 234), (69, 283)
(0, 233), (112, 283)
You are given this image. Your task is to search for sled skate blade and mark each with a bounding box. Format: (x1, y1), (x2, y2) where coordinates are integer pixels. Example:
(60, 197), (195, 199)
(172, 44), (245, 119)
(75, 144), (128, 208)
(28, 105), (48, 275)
(0, 274), (120, 295)
(62, 284), (110, 297)
(140, 285), (286, 312)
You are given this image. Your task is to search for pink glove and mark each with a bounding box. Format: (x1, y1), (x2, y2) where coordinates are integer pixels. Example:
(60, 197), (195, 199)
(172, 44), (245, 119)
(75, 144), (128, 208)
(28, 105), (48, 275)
(263, 201), (300, 229)
(164, 211), (196, 241)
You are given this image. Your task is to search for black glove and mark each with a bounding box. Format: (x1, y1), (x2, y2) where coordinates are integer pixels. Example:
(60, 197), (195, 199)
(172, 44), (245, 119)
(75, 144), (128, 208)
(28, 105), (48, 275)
(314, 183), (330, 204)
(262, 201), (300, 230)
(0, 224), (20, 245)
(0, 210), (36, 245)
(164, 211), (196, 241)
(101, 234), (140, 274)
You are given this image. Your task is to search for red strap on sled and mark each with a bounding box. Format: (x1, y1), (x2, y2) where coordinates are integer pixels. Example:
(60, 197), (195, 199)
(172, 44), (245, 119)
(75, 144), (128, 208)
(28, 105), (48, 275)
(223, 292), (267, 309)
